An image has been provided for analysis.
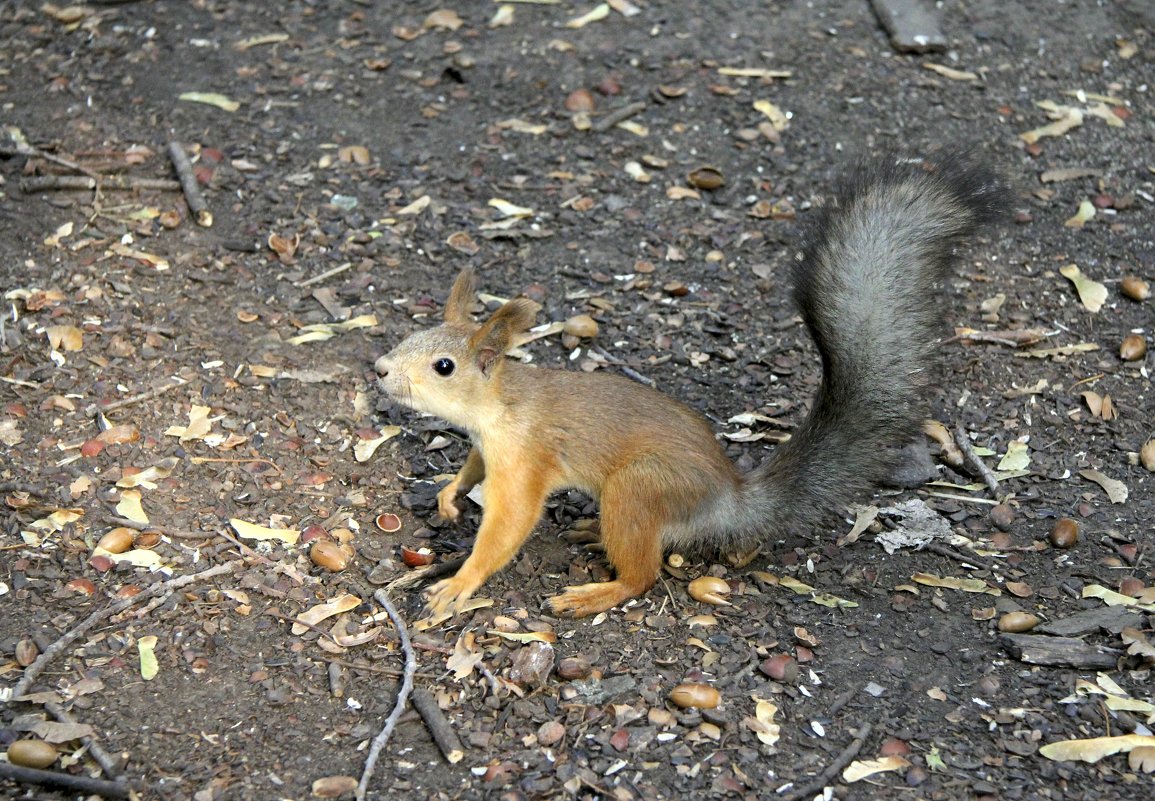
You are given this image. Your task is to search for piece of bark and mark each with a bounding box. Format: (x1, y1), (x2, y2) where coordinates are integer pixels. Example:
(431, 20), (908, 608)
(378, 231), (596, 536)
(1035, 606), (1143, 638)
(870, 0), (947, 53)
(1000, 634), (1119, 669)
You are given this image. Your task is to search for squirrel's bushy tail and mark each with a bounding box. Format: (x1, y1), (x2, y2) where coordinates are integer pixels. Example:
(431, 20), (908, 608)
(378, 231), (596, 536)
(732, 154), (1008, 546)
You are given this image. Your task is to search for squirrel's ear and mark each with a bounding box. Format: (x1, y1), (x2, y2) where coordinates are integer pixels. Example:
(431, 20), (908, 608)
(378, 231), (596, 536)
(468, 298), (539, 375)
(444, 268), (477, 324)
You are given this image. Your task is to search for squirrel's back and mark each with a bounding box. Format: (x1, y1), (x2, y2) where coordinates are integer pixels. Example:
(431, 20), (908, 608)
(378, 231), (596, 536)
(689, 155), (1008, 553)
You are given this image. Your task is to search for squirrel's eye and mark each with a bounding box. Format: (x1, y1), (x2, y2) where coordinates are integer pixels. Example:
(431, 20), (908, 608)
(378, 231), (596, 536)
(433, 358), (455, 377)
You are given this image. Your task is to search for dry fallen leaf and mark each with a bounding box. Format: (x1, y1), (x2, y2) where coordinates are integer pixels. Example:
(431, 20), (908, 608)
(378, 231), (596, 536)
(1019, 105), (1083, 144)
(1040, 734), (1155, 763)
(178, 91), (240, 112)
(1059, 264), (1108, 312)
(753, 99), (790, 131)
(138, 635), (159, 680)
(45, 325), (83, 352)
(115, 490), (148, 524)
(230, 518), (301, 545)
(1064, 199), (1096, 228)
(164, 405), (215, 443)
(487, 630), (558, 644)
(843, 756), (911, 783)
(565, 3), (610, 29)
(913, 572), (1000, 596)
(353, 426), (402, 463)
(923, 63), (978, 81)
(1078, 468), (1129, 504)
(996, 440), (1031, 471)
(744, 699), (780, 746)
(291, 594), (361, 635)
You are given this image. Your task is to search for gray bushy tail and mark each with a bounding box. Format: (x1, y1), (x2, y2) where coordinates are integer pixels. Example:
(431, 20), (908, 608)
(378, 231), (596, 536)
(739, 154), (1008, 542)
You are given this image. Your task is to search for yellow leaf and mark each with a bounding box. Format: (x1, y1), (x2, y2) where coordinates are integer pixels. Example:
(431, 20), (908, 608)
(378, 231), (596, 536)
(997, 440), (1031, 471)
(107, 549), (164, 569)
(1078, 469), (1128, 504)
(115, 490), (149, 524)
(45, 325), (84, 352)
(923, 63), (978, 81)
(743, 699), (780, 746)
(116, 456), (180, 489)
(178, 91), (241, 112)
(488, 198), (534, 218)
(291, 594), (361, 635)
(1039, 734), (1155, 763)
(1059, 263), (1108, 312)
(229, 518), (300, 544)
(165, 405), (215, 442)
(753, 99), (790, 131)
(353, 427), (402, 463)
(1129, 746), (1155, 773)
(1064, 199), (1096, 228)
(487, 630), (558, 644)
(913, 572), (1000, 595)
(843, 756), (911, 783)
(565, 3), (610, 28)
(138, 635), (159, 680)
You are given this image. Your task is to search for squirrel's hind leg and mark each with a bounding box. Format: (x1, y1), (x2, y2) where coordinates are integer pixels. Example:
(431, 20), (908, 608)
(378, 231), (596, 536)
(548, 466), (665, 618)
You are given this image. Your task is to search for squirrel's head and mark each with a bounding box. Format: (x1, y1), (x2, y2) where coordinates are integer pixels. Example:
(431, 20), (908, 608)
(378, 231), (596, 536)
(375, 268), (539, 429)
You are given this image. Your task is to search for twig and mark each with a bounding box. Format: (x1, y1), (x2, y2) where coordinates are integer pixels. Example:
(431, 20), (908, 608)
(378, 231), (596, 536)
(167, 141), (212, 227)
(953, 423), (1001, 496)
(411, 688), (465, 764)
(0, 763), (130, 799)
(357, 590), (417, 801)
(20, 175), (181, 193)
(591, 100), (648, 132)
(921, 541), (993, 572)
(45, 701), (122, 782)
(102, 516), (216, 541)
(780, 722), (873, 801)
(383, 555), (468, 592)
(826, 684), (859, 718)
(98, 378), (188, 413)
(296, 262), (353, 289)
(324, 657), (437, 680)
(13, 561), (238, 698)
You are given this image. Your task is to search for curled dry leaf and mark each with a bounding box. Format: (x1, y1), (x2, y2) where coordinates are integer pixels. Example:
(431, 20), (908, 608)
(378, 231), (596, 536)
(1064, 199), (1096, 228)
(229, 518), (301, 544)
(115, 490), (148, 525)
(565, 3), (610, 29)
(291, 594), (361, 635)
(843, 757), (911, 783)
(1039, 734), (1155, 764)
(46, 324), (84, 352)
(744, 699), (780, 746)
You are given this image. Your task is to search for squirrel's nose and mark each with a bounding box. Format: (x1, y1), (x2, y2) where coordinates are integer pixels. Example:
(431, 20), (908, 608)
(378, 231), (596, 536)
(374, 356), (391, 377)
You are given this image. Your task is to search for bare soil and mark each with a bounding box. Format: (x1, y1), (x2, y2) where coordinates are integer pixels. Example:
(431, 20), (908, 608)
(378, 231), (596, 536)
(1, 2), (1153, 800)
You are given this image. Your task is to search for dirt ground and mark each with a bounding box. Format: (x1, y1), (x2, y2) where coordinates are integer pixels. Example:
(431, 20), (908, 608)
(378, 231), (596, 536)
(1, 1), (1153, 800)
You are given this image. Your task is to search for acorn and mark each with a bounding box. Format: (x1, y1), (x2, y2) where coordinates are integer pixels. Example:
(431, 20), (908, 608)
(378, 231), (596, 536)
(310, 540), (350, 572)
(1120, 275), (1150, 301)
(669, 682), (721, 709)
(1049, 518), (1079, 549)
(96, 527), (134, 554)
(6, 740), (58, 769)
(1119, 334), (1146, 361)
(563, 314), (599, 339)
(997, 611), (1040, 632)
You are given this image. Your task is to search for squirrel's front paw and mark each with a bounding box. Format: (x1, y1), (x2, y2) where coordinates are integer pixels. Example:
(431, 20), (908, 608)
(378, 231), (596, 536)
(436, 483), (463, 522)
(424, 574), (477, 618)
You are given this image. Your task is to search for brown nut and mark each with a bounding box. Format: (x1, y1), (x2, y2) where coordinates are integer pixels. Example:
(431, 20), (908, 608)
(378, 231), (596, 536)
(670, 682), (721, 709)
(96, 527), (135, 554)
(687, 166), (725, 191)
(7, 739), (58, 769)
(1120, 275), (1150, 301)
(1049, 518), (1079, 549)
(563, 314), (599, 339)
(15, 638), (39, 667)
(997, 611), (1040, 632)
(989, 503), (1015, 532)
(1120, 334), (1147, 361)
(310, 540), (349, 572)
(1141, 439), (1155, 473)
(688, 576), (732, 606)
(556, 655), (592, 680)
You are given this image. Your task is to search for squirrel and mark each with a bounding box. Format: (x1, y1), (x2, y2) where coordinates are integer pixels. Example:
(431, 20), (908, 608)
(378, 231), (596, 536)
(375, 154), (1008, 619)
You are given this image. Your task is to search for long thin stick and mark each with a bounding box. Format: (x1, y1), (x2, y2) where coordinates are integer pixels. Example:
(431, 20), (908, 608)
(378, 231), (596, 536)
(954, 423), (1001, 496)
(20, 175), (181, 193)
(357, 590), (417, 800)
(167, 141), (212, 227)
(781, 723), (873, 801)
(411, 688), (464, 764)
(12, 561), (238, 698)
(0, 763), (130, 799)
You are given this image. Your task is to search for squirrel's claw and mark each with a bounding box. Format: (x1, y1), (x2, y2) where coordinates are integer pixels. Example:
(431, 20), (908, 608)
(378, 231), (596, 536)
(548, 580), (637, 618)
(424, 574), (476, 618)
(436, 483), (463, 522)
